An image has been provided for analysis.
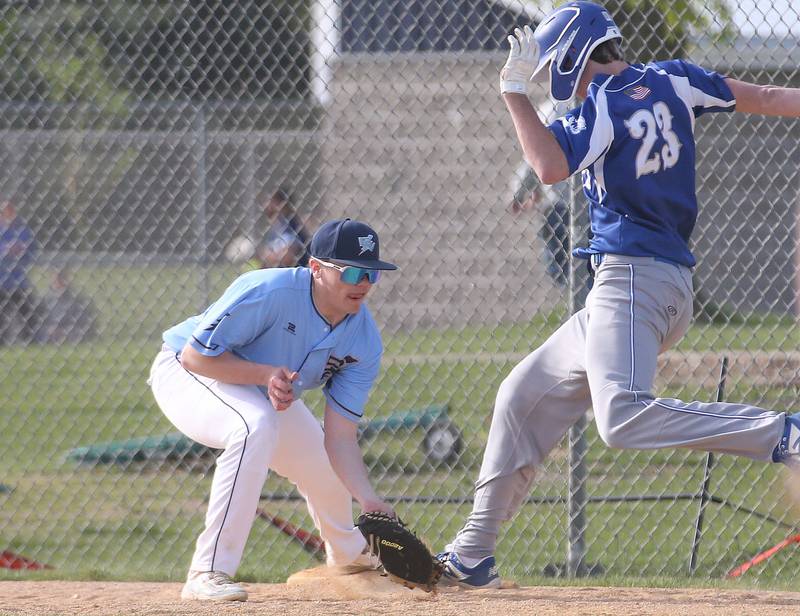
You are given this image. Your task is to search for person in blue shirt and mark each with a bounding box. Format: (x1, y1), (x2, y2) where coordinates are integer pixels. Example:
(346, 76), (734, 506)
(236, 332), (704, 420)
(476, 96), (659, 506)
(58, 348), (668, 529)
(0, 200), (38, 344)
(149, 218), (397, 601)
(255, 188), (311, 269)
(437, 1), (800, 589)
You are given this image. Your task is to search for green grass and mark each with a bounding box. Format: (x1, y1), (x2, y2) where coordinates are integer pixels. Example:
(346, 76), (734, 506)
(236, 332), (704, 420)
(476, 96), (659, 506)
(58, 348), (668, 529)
(385, 311), (800, 357)
(1, 264), (799, 586)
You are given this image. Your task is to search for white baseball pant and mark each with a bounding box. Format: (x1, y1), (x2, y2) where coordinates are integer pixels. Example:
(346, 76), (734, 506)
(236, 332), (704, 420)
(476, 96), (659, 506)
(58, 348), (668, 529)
(149, 348), (366, 575)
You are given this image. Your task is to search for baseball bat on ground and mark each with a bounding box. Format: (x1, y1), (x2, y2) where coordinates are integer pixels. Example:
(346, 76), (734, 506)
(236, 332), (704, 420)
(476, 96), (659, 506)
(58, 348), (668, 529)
(727, 534), (800, 578)
(255, 507), (326, 561)
(0, 550), (51, 570)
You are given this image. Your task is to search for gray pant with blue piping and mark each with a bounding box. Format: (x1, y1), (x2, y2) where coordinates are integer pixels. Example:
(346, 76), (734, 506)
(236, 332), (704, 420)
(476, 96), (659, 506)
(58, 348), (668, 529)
(451, 254), (785, 560)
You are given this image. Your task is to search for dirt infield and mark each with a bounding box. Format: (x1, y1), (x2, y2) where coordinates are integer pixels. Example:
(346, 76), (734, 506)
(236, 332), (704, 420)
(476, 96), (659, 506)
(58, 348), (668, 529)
(2, 574), (800, 616)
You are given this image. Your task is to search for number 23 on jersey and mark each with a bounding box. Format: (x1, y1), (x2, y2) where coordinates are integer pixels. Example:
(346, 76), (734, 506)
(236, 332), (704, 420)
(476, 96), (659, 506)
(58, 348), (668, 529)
(625, 101), (682, 178)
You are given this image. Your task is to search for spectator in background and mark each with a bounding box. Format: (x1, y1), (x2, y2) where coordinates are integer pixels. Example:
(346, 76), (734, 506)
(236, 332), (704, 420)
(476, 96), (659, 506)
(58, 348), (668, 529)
(36, 269), (97, 344)
(254, 188), (310, 269)
(508, 96), (584, 291)
(0, 200), (39, 344)
(509, 162), (571, 288)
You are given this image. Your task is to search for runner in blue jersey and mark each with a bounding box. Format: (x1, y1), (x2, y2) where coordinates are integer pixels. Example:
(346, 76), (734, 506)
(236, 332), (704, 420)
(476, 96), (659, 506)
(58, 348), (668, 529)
(438, 1), (800, 588)
(149, 218), (397, 601)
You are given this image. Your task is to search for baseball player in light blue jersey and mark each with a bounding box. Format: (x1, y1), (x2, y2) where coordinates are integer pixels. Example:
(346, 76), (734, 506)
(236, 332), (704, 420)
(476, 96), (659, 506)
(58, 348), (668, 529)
(149, 218), (397, 601)
(438, 1), (800, 588)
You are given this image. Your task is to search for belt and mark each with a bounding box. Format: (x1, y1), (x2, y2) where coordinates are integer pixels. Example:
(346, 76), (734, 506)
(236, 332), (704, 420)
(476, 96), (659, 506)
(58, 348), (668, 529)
(588, 252), (683, 276)
(590, 253), (682, 270)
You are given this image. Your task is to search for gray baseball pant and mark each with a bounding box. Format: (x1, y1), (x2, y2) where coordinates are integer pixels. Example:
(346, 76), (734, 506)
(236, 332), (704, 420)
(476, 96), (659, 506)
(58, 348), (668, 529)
(451, 255), (786, 560)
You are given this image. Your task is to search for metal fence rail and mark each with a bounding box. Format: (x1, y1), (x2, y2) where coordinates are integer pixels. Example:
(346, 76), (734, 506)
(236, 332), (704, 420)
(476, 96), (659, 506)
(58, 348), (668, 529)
(1, 0), (799, 584)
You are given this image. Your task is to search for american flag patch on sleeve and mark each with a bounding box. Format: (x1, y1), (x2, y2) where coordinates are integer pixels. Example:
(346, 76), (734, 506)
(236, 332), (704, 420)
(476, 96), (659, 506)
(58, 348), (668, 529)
(625, 85), (652, 100)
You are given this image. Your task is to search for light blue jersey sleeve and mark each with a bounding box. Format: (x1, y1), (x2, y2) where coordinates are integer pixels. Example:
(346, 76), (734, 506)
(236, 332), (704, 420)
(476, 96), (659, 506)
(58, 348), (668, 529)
(189, 278), (278, 356)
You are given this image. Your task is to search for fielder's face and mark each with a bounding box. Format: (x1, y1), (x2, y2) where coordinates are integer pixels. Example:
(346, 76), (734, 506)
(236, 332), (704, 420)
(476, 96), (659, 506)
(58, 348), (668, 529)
(311, 258), (374, 316)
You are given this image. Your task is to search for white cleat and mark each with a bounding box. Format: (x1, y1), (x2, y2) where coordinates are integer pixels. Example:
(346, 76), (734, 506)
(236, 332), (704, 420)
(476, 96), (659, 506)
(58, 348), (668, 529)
(180, 570), (248, 601)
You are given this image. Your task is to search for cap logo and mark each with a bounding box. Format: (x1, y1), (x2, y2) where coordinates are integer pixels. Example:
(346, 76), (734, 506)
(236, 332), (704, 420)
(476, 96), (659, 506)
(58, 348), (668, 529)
(357, 234), (375, 255)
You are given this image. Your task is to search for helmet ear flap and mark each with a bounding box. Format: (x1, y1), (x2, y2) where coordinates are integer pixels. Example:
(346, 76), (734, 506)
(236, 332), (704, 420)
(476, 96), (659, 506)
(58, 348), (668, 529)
(548, 56), (579, 103)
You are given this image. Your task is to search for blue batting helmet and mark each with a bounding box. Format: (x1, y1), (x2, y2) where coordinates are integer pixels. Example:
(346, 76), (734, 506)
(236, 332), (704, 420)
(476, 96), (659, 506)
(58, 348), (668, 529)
(532, 1), (622, 102)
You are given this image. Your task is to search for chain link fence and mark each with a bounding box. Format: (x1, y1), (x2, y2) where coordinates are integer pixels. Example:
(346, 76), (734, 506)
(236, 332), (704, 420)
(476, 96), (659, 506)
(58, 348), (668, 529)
(1, 0), (799, 584)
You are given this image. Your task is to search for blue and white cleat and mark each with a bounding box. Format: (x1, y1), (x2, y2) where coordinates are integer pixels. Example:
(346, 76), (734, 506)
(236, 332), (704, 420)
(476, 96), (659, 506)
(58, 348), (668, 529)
(436, 551), (501, 589)
(772, 413), (800, 465)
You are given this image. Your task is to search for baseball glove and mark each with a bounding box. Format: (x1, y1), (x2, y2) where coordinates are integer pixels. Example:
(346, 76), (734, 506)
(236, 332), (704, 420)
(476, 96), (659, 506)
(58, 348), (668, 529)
(355, 512), (443, 592)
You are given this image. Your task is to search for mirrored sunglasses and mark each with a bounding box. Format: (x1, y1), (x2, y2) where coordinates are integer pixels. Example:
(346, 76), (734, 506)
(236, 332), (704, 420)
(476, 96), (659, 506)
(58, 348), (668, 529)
(316, 259), (381, 284)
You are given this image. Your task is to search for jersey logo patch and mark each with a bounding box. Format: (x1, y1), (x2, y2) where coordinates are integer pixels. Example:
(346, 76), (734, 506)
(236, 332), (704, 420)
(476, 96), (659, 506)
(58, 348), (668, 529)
(321, 354), (358, 381)
(625, 85), (652, 101)
(561, 115), (587, 135)
(358, 234), (375, 255)
(285, 321), (296, 335)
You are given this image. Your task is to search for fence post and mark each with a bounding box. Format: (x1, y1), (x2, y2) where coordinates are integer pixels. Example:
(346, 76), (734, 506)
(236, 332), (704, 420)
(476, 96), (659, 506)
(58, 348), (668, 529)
(193, 105), (210, 307)
(567, 413), (588, 576)
(688, 356), (728, 574)
(564, 143), (590, 576)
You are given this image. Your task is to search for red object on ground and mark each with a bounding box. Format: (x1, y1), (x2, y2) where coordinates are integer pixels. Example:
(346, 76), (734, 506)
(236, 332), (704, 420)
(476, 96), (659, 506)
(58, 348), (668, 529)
(255, 507), (326, 560)
(0, 550), (52, 570)
(727, 534), (800, 578)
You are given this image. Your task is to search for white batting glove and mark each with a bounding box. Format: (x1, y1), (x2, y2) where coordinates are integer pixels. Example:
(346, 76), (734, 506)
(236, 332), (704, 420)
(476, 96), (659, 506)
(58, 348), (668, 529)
(500, 25), (539, 95)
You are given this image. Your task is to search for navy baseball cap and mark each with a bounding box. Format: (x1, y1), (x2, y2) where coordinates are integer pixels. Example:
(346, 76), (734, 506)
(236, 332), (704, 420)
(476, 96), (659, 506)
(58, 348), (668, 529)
(310, 218), (397, 270)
